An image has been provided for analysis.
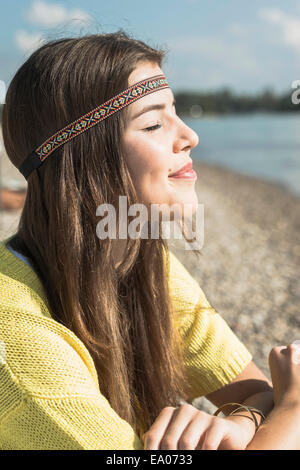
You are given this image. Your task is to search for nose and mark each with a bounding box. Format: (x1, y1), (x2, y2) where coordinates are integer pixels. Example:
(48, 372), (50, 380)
(173, 117), (199, 153)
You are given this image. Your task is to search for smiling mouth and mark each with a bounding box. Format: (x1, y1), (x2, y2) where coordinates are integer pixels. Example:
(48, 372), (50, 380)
(168, 161), (197, 180)
(168, 169), (197, 180)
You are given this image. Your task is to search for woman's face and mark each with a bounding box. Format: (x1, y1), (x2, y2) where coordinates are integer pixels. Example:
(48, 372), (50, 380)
(122, 61), (199, 221)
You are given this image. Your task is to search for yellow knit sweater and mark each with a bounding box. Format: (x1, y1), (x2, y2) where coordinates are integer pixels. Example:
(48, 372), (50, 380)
(0, 235), (252, 450)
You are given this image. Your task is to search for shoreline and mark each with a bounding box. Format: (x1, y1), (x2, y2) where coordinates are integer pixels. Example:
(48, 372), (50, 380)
(194, 158), (300, 200)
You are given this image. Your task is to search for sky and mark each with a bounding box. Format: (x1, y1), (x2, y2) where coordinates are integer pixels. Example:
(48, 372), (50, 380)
(0, 0), (300, 100)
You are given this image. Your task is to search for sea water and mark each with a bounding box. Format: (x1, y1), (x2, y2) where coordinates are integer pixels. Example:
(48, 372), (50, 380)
(186, 112), (300, 197)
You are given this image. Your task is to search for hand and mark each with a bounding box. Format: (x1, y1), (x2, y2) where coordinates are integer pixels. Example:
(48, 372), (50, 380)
(142, 403), (255, 450)
(268, 343), (300, 407)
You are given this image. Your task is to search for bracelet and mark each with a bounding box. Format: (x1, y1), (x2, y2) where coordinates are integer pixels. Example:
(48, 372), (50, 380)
(213, 402), (266, 432)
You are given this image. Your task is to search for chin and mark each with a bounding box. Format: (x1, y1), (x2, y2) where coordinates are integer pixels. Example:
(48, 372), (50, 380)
(162, 195), (199, 222)
(145, 188), (199, 221)
(174, 190), (198, 218)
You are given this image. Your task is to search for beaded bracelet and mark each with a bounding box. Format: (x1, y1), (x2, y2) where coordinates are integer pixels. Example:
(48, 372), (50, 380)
(213, 402), (266, 432)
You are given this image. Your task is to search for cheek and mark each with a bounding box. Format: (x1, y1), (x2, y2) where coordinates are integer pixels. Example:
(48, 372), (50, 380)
(124, 139), (169, 193)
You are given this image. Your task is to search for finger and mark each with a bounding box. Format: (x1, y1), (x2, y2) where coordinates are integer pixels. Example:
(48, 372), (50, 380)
(287, 344), (300, 364)
(271, 345), (288, 355)
(143, 407), (176, 450)
(269, 346), (288, 365)
(269, 345), (299, 363)
(177, 414), (211, 450)
(198, 423), (225, 450)
(159, 404), (199, 450)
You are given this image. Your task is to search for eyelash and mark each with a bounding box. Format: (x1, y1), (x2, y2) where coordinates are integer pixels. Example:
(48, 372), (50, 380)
(144, 123), (162, 132)
(143, 104), (176, 132)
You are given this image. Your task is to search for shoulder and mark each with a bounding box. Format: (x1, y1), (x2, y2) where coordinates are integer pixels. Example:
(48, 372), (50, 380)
(164, 249), (211, 310)
(0, 237), (52, 318)
(0, 238), (99, 399)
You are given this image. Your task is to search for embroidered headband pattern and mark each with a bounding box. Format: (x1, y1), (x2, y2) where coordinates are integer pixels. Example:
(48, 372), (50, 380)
(18, 74), (169, 180)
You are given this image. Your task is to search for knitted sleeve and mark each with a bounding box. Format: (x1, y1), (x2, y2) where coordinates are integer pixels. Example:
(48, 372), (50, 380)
(0, 307), (143, 450)
(167, 251), (253, 400)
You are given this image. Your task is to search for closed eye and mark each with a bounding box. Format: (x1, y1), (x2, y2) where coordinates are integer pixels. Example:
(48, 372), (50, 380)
(144, 123), (162, 132)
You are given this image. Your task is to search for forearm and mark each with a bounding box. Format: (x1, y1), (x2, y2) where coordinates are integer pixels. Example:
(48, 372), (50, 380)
(225, 391), (300, 449)
(234, 391), (300, 450)
(227, 390), (274, 419)
(223, 391), (274, 439)
(246, 403), (300, 450)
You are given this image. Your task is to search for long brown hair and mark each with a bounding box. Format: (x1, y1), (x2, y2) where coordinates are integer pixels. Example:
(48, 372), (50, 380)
(2, 31), (201, 436)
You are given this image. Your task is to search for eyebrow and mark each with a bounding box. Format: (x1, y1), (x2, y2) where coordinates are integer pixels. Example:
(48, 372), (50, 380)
(131, 98), (176, 120)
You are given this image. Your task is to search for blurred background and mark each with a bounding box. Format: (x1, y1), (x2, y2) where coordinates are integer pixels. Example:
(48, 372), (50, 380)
(0, 0), (300, 411)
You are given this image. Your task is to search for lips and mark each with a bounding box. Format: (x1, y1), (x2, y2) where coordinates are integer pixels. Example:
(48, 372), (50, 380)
(168, 162), (193, 177)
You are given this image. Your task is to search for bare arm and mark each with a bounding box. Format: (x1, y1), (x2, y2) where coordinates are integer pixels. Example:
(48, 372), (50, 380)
(245, 344), (300, 450)
(207, 347), (300, 450)
(205, 360), (274, 444)
(206, 360), (273, 408)
(246, 402), (300, 450)
(142, 346), (300, 450)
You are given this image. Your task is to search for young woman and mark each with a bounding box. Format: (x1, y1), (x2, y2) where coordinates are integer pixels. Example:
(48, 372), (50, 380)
(0, 31), (299, 450)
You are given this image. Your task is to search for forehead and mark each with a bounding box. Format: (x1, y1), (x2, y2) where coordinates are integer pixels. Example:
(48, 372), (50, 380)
(126, 62), (174, 119)
(128, 61), (164, 87)
(127, 88), (174, 121)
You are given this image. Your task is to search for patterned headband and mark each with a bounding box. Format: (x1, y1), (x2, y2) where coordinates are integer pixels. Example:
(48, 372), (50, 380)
(18, 74), (169, 180)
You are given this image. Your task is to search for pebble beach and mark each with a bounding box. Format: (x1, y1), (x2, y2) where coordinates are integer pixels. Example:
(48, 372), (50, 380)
(1, 138), (299, 413)
(171, 160), (300, 412)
